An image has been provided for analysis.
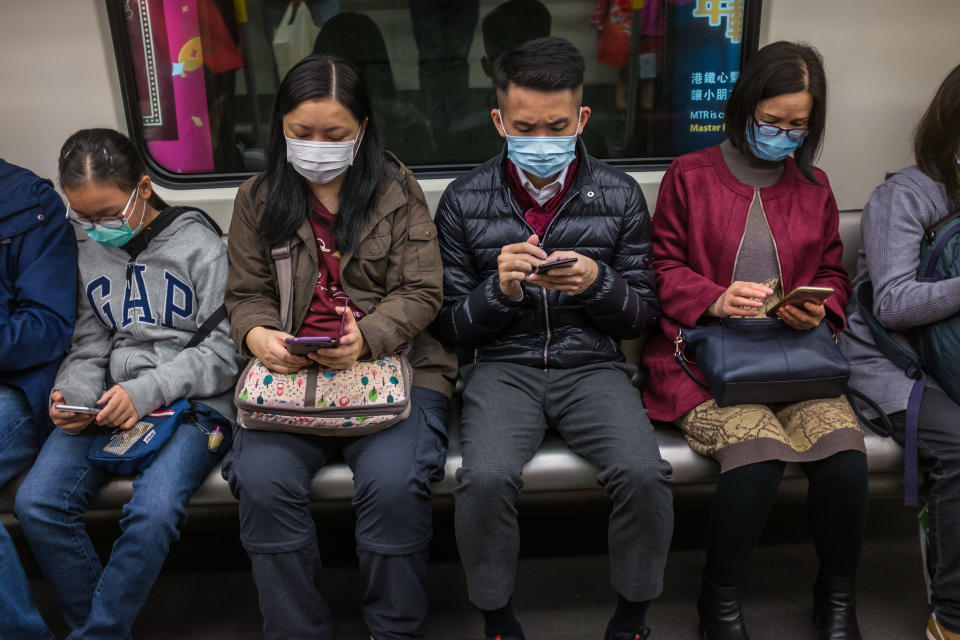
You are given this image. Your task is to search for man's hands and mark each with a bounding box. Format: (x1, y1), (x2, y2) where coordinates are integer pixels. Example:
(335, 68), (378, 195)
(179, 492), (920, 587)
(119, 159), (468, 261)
(498, 234), (546, 300)
(497, 234), (600, 299)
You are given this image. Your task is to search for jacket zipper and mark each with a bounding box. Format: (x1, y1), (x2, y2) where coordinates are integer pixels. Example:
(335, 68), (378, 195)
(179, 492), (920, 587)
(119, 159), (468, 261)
(925, 210), (960, 244)
(923, 221), (960, 279)
(509, 190), (580, 369)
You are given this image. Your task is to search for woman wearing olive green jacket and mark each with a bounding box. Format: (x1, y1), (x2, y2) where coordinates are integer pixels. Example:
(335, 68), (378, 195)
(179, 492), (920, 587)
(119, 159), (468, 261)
(223, 54), (456, 640)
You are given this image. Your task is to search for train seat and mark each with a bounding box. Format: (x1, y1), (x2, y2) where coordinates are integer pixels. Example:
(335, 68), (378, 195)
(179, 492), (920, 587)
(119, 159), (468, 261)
(0, 211), (904, 519)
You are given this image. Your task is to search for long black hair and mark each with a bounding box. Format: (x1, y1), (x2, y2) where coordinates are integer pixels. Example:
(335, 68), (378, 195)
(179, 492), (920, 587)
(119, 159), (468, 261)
(725, 41), (827, 183)
(58, 128), (168, 209)
(914, 63), (960, 211)
(257, 54), (384, 253)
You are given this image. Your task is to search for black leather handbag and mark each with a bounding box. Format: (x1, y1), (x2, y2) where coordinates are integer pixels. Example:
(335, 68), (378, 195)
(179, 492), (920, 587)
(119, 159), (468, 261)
(673, 318), (850, 407)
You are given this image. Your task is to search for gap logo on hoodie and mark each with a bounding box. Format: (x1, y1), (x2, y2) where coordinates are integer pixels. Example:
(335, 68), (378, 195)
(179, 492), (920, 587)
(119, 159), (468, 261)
(85, 267), (194, 330)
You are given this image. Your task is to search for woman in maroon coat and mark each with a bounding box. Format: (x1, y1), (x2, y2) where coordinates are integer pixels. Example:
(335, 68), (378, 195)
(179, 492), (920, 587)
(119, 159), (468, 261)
(643, 42), (866, 640)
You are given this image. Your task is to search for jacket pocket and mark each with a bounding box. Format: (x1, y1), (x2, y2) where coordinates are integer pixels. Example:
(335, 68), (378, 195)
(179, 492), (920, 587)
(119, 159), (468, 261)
(356, 221), (390, 260)
(407, 220), (440, 272)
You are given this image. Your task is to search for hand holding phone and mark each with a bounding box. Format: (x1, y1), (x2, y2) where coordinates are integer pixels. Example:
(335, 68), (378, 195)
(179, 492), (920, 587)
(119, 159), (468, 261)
(533, 257), (578, 273)
(285, 336), (338, 355)
(766, 286), (835, 318)
(54, 404), (104, 415)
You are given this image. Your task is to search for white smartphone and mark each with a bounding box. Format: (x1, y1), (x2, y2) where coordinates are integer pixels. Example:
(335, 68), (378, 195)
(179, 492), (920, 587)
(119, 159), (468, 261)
(54, 404), (102, 415)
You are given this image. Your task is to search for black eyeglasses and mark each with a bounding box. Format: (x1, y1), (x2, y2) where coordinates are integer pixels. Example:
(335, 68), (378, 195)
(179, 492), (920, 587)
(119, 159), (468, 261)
(65, 186), (137, 230)
(753, 118), (809, 141)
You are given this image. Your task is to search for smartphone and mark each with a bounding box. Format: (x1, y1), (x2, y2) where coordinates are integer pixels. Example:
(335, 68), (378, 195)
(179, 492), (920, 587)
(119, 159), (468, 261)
(534, 257), (578, 273)
(54, 404), (103, 415)
(766, 286), (835, 318)
(285, 336), (338, 355)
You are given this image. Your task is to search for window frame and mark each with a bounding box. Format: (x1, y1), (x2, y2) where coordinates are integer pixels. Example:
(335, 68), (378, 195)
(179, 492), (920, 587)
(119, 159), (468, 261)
(105, 0), (762, 189)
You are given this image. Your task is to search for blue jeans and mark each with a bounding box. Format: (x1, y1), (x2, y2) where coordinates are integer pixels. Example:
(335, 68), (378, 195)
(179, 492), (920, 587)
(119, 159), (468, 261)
(222, 387), (449, 640)
(0, 384), (53, 640)
(14, 405), (230, 640)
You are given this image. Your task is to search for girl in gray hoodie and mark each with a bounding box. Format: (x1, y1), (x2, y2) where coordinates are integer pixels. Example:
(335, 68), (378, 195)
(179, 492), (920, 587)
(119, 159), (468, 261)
(842, 65), (960, 640)
(13, 129), (240, 639)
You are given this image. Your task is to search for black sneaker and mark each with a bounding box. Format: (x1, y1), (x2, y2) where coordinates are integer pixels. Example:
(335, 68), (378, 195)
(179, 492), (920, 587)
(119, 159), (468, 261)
(484, 636), (524, 640)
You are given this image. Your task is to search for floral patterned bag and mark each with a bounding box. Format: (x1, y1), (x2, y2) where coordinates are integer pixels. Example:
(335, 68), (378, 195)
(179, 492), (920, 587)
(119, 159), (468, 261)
(234, 243), (412, 436)
(235, 355), (412, 436)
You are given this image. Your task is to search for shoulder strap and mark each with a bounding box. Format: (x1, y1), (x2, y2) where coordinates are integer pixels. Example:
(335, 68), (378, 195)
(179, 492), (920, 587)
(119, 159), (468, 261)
(271, 242), (294, 333)
(850, 279), (924, 507)
(852, 281), (924, 379)
(185, 304), (227, 349)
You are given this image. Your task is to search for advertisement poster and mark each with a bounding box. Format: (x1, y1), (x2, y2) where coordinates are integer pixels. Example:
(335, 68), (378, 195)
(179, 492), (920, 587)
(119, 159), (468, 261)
(670, 0), (744, 154)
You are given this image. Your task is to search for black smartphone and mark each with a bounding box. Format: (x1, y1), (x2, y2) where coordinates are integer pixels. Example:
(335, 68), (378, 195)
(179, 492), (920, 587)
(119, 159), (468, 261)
(285, 336), (339, 355)
(534, 257), (578, 273)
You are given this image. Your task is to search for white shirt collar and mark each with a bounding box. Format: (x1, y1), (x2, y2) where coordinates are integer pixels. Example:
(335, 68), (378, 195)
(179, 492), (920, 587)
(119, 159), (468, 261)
(516, 163), (568, 206)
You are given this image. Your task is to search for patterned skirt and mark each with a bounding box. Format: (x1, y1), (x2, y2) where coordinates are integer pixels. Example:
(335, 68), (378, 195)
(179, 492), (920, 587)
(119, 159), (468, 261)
(676, 396), (866, 473)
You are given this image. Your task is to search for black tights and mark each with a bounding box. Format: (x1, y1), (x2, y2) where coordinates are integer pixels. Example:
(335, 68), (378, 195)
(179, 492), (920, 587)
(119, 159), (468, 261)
(704, 450), (869, 587)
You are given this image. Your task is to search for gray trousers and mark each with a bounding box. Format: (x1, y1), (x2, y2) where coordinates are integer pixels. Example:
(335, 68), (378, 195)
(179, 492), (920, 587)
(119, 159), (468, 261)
(454, 361), (674, 610)
(883, 387), (960, 632)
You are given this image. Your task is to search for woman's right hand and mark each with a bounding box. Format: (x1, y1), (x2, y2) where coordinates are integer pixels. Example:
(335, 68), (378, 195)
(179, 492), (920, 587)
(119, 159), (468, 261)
(707, 281), (775, 318)
(245, 326), (311, 374)
(49, 390), (94, 434)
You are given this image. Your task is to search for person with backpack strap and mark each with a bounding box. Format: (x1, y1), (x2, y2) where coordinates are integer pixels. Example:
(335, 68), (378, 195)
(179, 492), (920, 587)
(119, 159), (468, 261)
(13, 128), (240, 640)
(841, 64), (960, 640)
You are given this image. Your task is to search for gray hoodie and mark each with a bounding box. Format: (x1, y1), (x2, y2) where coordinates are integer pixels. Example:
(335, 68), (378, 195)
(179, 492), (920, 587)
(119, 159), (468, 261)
(841, 165), (959, 417)
(55, 209), (240, 421)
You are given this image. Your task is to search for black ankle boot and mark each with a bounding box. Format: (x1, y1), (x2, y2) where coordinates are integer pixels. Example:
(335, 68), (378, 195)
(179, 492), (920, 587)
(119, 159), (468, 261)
(697, 577), (750, 640)
(812, 574), (862, 640)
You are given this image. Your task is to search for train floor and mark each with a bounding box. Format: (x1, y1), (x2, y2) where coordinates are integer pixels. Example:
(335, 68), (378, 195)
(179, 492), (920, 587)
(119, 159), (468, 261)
(17, 493), (932, 640)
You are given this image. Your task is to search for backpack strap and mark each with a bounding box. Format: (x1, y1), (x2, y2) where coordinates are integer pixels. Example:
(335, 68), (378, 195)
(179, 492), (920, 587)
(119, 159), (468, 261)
(271, 242), (295, 334)
(185, 305), (227, 349)
(851, 279), (925, 507)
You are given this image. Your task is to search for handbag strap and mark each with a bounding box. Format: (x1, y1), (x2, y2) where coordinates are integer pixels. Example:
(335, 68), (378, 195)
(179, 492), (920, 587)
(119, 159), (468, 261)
(271, 242), (295, 334)
(673, 332), (710, 391)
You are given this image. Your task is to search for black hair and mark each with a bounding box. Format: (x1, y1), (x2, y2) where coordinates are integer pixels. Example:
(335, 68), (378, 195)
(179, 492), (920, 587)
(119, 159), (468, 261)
(482, 0), (551, 65)
(313, 12), (395, 100)
(492, 36), (584, 99)
(724, 41), (827, 183)
(256, 54), (384, 253)
(914, 63), (960, 211)
(57, 128), (168, 210)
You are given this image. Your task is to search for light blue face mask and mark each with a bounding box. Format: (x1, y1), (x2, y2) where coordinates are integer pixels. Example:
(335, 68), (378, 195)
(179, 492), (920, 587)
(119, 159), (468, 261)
(745, 119), (805, 162)
(502, 108), (581, 178)
(85, 187), (145, 248)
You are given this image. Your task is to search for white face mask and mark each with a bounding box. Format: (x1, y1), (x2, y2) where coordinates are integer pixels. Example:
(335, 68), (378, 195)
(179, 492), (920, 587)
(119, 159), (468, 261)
(285, 129), (364, 184)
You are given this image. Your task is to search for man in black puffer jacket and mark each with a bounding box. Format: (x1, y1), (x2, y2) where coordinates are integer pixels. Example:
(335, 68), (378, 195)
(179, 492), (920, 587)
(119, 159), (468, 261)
(430, 37), (674, 640)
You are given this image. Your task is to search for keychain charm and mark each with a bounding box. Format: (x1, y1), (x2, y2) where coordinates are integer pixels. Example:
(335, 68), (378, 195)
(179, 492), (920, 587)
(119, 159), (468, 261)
(207, 426), (224, 452)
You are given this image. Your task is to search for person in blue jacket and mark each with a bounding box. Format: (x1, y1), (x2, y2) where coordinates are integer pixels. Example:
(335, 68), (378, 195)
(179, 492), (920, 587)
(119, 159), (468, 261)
(0, 158), (77, 640)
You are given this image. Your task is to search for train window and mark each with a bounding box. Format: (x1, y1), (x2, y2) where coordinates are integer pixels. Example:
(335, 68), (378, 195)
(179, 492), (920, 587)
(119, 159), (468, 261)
(109, 0), (759, 181)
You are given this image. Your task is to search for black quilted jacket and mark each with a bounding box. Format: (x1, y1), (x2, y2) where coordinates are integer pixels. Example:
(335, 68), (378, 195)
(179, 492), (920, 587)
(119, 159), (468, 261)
(429, 142), (660, 369)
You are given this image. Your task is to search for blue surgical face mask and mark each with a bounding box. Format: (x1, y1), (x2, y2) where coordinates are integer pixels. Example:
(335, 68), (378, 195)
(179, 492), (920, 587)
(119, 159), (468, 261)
(501, 108), (581, 179)
(745, 119), (804, 162)
(85, 187), (145, 248)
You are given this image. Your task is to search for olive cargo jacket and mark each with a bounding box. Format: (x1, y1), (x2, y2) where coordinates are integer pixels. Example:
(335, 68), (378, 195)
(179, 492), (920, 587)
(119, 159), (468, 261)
(225, 154), (457, 398)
